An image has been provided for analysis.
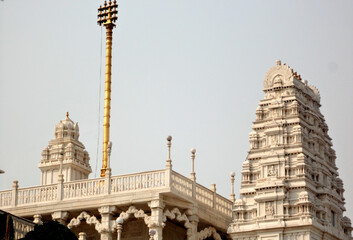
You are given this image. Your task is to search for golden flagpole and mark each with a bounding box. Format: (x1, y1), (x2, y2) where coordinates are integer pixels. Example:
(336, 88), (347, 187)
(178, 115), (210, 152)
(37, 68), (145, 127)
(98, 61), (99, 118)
(97, 0), (118, 177)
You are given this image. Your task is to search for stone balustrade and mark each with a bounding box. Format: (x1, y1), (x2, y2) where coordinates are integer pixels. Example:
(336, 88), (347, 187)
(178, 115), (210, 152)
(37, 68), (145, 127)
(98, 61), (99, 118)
(0, 169), (232, 218)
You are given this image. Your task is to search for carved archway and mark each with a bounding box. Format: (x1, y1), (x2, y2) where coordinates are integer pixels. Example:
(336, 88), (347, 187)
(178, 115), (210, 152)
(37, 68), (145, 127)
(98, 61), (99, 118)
(162, 208), (193, 236)
(67, 212), (102, 232)
(198, 227), (222, 240)
(114, 206), (151, 228)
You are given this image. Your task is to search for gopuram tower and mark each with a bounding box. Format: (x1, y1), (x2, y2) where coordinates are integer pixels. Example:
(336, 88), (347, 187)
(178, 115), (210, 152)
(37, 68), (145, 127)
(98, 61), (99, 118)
(228, 60), (352, 240)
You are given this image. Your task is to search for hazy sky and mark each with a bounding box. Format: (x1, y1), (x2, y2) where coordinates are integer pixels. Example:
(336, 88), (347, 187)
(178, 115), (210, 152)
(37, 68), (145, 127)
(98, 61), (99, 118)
(1, 1), (353, 219)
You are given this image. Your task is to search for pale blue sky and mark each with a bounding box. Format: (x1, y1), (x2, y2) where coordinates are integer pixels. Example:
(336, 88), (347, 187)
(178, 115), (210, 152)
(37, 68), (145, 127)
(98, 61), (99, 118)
(1, 0), (353, 219)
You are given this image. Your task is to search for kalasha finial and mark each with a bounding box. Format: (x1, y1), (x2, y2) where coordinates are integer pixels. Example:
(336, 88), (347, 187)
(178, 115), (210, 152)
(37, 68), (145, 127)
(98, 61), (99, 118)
(66, 112), (69, 118)
(98, 0), (118, 27)
(166, 136), (172, 169)
(190, 148), (196, 181)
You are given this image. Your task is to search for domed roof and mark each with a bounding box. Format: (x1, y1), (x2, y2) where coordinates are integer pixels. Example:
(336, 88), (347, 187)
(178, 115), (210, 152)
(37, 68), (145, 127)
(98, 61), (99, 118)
(54, 112), (80, 140)
(56, 112), (77, 131)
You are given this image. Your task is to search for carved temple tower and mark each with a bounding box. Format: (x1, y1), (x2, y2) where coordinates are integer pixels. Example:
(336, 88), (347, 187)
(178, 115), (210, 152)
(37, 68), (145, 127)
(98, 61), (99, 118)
(227, 60), (352, 240)
(38, 113), (92, 185)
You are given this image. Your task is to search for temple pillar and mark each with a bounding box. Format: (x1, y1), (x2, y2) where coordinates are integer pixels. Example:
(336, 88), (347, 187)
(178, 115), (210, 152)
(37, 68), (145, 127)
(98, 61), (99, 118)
(188, 214), (199, 240)
(98, 205), (117, 240)
(148, 198), (165, 240)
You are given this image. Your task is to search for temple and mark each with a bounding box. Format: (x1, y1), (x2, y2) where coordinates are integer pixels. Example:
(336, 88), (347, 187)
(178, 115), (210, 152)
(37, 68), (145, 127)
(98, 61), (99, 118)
(1, 61), (352, 240)
(0, 116), (232, 240)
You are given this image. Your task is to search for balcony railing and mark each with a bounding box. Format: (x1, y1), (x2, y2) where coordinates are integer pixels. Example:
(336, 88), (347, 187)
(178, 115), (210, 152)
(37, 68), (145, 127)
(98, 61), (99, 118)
(0, 169), (232, 217)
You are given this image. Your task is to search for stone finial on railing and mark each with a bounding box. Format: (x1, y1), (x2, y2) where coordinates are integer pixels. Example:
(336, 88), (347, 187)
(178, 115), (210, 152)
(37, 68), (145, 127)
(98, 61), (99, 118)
(166, 136), (172, 169)
(211, 183), (216, 208)
(230, 172), (236, 202)
(57, 149), (64, 200)
(104, 141), (113, 194)
(58, 149), (65, 183)
(12, 180), (18, 189)
(12, 180), (18, 207)
(190, 148), (196, 182)
(106, 141), (113, 177)
(211, 183), (216, 192)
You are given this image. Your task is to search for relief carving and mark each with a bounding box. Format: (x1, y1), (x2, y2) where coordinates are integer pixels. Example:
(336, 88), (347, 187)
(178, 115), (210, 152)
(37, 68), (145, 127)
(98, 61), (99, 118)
(270, 135), (279, 147)
(267, 165), (278, 177)
(265, 202), (275, 216)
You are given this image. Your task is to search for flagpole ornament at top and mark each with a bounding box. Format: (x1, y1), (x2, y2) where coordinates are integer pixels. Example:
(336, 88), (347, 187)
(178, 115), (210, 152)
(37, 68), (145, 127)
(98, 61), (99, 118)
(97, 0), (118, 177)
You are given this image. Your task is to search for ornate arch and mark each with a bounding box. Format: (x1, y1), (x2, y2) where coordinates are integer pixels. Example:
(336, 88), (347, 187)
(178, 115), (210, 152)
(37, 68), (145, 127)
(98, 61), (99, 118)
(115, 206), (151, 227)
(263, 63), (294, 89)
(198, 227), (222, 240)
(67, 211), (102, 232)
(162, 208), (193, 236)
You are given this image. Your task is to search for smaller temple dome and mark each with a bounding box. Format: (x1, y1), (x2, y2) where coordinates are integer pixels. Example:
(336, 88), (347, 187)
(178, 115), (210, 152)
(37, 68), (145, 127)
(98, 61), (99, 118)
(39, 113), (91, 185)
(54, 113), (79, 140)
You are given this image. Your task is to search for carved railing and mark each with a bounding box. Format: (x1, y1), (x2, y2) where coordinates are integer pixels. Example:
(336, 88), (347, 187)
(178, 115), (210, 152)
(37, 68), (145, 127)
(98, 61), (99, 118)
(17, 184), (58, 205)
(171, 171), (193, 197)
(0, 170), (168, 207)
(215, 195), (233, 216)
(63, 178), (105, 199)
(171, 171), (233, 217)
(0, 169), (232, 217)
(12, 215), (35, 239)
(195, 185), (213, 207)
(111, 170), (166, 192)
(0, 190), (12, 207)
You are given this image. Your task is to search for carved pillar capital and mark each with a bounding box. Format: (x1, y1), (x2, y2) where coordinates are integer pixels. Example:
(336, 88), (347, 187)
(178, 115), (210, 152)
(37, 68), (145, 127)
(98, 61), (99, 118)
(98, 205), (117, 215)
(52, 211), (69, 225)
(148, 199), (165, 209)
(188, 214), (199, 223)
(33, 214), (43, 225)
